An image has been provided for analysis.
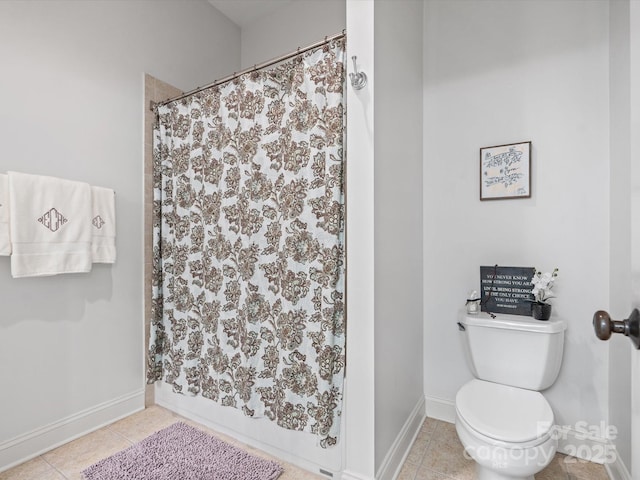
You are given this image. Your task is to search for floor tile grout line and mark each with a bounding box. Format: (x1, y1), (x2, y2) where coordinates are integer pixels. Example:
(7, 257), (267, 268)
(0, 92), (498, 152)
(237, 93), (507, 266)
(416, 420), (446, 473)
(39, 454), (68, 479)
(412, 420), (435, 475)
(414, 420), (451, 480)
(104, 423), (138, 446)
(397, 418), (431, 480)
(429, 418), (497, 478)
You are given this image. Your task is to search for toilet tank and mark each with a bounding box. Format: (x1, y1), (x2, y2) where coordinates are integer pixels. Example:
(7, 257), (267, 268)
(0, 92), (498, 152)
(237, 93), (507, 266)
(459, 311), (566, 391)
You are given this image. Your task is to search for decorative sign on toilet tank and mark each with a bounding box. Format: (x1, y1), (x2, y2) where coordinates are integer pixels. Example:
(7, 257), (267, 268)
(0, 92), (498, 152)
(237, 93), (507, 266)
(480, 265), (535, 316)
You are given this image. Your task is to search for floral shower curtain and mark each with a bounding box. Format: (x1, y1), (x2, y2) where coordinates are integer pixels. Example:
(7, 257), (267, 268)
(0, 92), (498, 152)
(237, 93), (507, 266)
(148, 38), (346, 447)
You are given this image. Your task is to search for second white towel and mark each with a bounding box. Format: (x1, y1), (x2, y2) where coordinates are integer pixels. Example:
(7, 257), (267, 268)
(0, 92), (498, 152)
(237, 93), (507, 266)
(91, 186), (116, 263)
(0, 174), (10, 256)
(8, 171), (93, 277)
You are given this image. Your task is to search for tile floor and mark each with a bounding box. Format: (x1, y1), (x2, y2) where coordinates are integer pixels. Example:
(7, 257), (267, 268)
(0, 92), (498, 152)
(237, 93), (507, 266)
(397, 417), (610, 480)
(0, 406), (610, 480)
(0, 406), (322, 480)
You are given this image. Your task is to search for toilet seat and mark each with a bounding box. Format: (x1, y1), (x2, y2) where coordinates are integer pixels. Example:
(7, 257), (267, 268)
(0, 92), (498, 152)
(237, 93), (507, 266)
(456, 379), (554, 444)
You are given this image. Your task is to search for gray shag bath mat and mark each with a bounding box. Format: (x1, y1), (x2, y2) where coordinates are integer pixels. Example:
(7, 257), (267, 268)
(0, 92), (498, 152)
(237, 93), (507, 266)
(81, 422), (283, 480)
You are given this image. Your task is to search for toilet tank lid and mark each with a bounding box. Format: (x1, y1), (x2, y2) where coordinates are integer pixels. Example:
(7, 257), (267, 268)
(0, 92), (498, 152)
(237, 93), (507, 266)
(461, 312), (566, 333)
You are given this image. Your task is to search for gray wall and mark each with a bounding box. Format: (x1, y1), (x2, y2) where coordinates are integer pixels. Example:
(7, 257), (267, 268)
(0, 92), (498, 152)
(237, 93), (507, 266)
(0, 0), (239, 469)
(423, 0), (611, 441)
(240, 0), (345, 68)
(609, 0), (632, 471)
(374, 0), (424, 473)
(629, 3), (640, 477)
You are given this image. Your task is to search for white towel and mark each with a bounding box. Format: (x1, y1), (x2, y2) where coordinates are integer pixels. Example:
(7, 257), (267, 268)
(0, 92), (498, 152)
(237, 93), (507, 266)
(8, 171), (93, 277)
(0, 174), (10, 255)
(91, 186), (116, 263)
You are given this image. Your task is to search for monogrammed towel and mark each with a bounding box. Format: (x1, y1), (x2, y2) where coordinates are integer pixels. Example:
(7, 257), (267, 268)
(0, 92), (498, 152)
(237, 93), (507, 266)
(8, 171), (92, 277)
(91, 186), (116, 263)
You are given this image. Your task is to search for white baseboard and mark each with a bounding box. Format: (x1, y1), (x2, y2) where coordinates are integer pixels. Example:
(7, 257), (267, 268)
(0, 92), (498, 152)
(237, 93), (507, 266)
(375, 396), (426, 480)
(605, 448), (632, 480)
(424, 394), (455, 424)
(341, 471), (374, 480)
(547, 425), (628, 480)
(0, 389), (145, 473)
(555, 424), (611, 463)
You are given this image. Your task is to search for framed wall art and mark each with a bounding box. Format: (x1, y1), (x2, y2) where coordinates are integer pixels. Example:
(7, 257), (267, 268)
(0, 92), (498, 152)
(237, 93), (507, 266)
(480, 141), (531, 201)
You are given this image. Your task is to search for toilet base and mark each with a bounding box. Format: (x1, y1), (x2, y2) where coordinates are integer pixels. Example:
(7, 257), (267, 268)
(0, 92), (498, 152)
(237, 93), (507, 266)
(476, 463), (534, 480)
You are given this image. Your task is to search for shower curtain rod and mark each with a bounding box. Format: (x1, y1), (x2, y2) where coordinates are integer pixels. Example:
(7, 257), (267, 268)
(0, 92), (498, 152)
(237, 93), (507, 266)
(156, 30), (346, 108)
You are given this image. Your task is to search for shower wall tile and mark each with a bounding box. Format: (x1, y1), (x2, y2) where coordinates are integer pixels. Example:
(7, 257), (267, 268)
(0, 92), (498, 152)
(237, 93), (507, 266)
(144, 74), (155, 98)
(144, 116), (153, 150)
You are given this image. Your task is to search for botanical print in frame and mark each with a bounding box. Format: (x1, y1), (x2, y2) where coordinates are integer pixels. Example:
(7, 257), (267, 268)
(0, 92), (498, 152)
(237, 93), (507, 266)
(480, 141), (531, 200)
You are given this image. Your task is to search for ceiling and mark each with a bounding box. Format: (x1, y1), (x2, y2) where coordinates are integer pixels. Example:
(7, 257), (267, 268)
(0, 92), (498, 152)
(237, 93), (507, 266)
(207, 0), (296, 28)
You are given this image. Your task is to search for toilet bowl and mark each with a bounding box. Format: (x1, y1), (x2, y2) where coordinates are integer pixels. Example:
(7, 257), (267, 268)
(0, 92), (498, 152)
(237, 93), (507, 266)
(455, 312), (566, 480)
(455, 379), (557, 480)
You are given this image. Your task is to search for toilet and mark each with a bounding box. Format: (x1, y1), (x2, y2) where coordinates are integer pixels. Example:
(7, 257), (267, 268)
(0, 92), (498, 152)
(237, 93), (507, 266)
(455, 311), (566, 480)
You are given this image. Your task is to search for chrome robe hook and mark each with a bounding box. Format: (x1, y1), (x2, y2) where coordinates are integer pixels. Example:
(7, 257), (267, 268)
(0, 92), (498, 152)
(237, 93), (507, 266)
(349, 56), (367, 90)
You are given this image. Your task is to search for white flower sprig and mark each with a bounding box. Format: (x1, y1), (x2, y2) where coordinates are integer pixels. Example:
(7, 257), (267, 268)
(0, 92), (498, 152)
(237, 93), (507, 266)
(531, 268), (559, 304)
